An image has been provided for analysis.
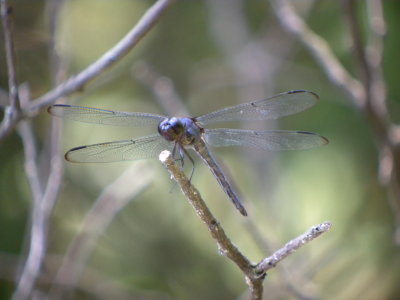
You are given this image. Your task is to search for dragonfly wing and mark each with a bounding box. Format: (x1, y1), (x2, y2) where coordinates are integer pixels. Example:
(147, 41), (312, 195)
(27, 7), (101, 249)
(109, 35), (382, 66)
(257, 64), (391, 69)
(196, 90), (318, 125)
(65, 134), (174, 163)
(204, 128), (328, 151)
(48, 104), (166, 127)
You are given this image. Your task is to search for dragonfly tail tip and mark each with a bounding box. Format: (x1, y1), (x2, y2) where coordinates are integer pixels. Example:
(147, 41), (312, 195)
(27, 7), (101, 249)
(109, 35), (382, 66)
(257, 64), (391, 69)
(239, 206), (248, 216)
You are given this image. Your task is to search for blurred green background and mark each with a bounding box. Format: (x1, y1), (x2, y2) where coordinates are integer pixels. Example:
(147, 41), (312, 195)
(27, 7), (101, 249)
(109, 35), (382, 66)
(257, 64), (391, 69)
(1, 0), (400, 299)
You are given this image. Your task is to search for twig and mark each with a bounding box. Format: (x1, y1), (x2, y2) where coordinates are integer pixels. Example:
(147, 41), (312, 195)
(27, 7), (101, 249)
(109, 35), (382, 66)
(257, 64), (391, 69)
(38, 0), (68, 230)
(342, 0), (371, 91)
(244, 221), (315, 300)
(49, 162), (154, 299)
(0, 0), (20, 140)
(270, 0), (365, 107)
(365, 0), (388, 132)
(342, 0), (400, 235)
(14, 120), (45, 300)
(159, 151), (254, 273)
(28, 0), (174, 112)
(272, 0), (400, 242)
(0, 0), (19, 111)
(344, 0), (386, 118)
(159, 150), (331, 299)
(255, 222), (331, 273)
(17, 120), (43, 203)
(11, 1), (173, 297)
(13, 2), (67, 297)
(0, 0), (175, 142)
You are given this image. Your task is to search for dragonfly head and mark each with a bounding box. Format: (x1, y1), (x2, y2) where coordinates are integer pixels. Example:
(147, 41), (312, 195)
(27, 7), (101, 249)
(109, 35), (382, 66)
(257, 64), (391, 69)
(158, 117), (201, 146)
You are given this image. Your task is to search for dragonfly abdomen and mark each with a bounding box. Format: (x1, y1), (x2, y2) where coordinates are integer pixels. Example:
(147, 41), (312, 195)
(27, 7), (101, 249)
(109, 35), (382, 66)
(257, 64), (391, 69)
(193, 139), (248, 216)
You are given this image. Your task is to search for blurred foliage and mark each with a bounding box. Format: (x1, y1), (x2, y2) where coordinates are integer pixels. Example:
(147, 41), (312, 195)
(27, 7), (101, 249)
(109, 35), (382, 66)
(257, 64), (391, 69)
(1, 0), (400, 299)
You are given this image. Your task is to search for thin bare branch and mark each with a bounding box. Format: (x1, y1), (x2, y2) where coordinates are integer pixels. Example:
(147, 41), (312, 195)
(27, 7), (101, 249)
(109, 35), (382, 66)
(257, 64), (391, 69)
(364, 1), (400, 234)
(159, 151), (254, 273)
(11, 1), (173, 298)
(17, 121), (43, 203)
(341, 0), (400, 235)
(28, 0), (174, 112)
(0, 0), (19, 110)
(0, 0), (175, 142)
(13, 3), (67, 297)
(342, 0), (388, 122)
(364, 0), (390, 135)
(255, 222), (331, 273)
(49, 162), (154, 299)
(14, 121), (46, 300)
(272, 0), (400, 242)
(0, 0), (21, 141)
(348, 0), (385, 107)
(38, 0), (68, 226)
(244, 220), (315, 300)
(342, 0), (371, 91)
(270, 0), (365, 107)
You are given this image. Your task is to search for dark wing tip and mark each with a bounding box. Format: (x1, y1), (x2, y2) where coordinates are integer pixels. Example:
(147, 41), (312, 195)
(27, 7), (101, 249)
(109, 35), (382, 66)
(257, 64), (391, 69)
(287, 90), (319, 101)
(320, 135), (329, 145)
(64, 145), (87, 162)
(296, 131), (329, 145)
(53, 104), (71, 107)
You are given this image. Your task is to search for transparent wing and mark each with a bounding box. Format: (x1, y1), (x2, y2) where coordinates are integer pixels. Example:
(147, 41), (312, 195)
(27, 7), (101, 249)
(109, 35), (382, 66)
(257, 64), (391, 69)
(204, 128), (328, 151)
(196, 90), (318, 125)
(48, 104), (166, 127)
(65, 134), (174, 163)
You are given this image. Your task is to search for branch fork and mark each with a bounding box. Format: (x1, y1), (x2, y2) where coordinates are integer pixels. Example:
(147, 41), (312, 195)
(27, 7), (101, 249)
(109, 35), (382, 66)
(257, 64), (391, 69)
(159, 150), (331, 299)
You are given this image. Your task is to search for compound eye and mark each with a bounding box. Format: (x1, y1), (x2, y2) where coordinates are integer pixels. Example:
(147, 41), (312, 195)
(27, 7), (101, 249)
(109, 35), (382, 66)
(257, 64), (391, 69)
(158, 118), (184, 141)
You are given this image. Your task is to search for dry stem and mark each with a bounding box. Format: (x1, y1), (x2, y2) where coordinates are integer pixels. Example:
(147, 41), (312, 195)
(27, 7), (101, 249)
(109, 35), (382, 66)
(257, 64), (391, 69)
(159, 150), (331, 299)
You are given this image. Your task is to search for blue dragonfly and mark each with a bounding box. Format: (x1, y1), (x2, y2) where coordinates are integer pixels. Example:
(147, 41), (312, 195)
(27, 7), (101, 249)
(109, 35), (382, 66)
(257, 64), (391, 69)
(48, 90), (328, 216)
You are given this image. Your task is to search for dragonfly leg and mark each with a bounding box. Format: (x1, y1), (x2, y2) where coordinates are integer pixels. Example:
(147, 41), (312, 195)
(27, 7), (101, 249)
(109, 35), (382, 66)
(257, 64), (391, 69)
(178, 147), (185, 168)
(171, 144), (194, 181)
(182, 147), (195, 182)
(171, 142), (178, 158)
(172, 143), (185, 168)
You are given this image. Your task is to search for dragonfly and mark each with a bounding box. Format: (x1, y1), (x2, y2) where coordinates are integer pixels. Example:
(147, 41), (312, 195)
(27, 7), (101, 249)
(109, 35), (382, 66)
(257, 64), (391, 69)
(48, 90), (328, 216)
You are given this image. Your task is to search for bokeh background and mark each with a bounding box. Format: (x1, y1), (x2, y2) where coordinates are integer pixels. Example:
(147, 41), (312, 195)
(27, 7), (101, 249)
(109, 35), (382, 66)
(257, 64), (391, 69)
(1, 0), (400, 299)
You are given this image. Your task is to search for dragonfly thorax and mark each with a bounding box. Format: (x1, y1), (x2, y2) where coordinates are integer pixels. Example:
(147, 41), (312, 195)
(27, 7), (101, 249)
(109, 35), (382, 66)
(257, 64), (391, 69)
(158, 117), (202, 146)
